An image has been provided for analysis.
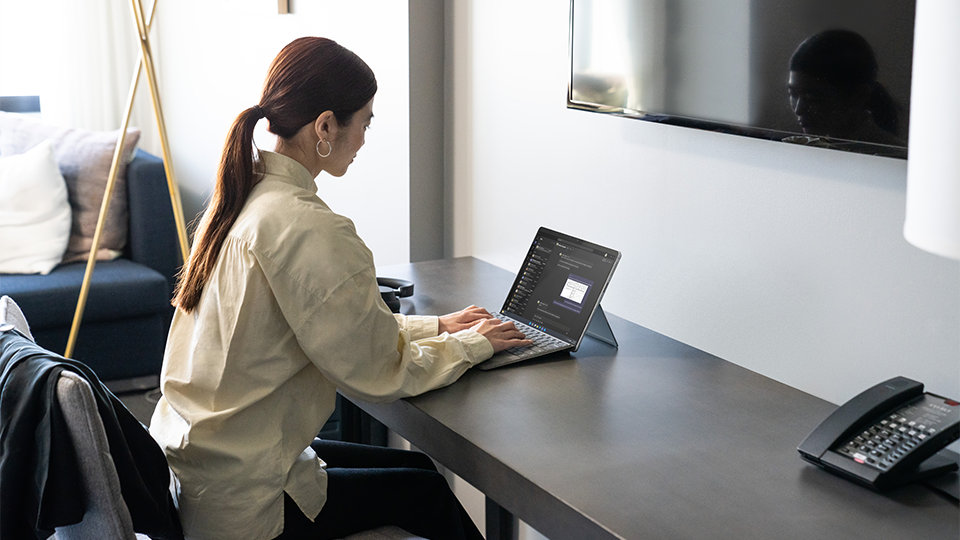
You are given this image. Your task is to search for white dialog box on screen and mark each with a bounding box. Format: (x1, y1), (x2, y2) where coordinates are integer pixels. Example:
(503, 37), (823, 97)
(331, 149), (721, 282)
(560, 276), (589, 305)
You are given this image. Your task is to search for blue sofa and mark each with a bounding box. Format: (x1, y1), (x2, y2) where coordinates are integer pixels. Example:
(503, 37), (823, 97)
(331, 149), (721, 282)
(0, 150), (179, 383)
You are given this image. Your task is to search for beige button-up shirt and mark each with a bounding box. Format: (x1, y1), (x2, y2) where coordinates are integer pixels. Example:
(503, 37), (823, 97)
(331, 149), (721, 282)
(149, 151), (493, 540)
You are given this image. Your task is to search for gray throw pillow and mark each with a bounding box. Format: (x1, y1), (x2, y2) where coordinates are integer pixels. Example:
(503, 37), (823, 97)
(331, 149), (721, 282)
(0, 112), (140, 263)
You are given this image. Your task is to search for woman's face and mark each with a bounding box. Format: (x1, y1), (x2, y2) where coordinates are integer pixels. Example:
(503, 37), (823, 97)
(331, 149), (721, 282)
(787, 71), (868, 138)
(325, 98), (374, 177)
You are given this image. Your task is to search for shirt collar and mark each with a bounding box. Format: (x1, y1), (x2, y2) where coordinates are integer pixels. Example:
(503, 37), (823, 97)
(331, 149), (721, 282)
(257, 150), (317, 194)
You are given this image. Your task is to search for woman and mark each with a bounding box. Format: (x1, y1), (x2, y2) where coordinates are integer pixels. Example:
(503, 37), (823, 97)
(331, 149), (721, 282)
(149, 37), (530, 540)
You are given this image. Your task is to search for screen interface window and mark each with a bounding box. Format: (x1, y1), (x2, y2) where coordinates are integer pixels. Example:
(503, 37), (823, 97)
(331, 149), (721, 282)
(505, 233), (616, 339)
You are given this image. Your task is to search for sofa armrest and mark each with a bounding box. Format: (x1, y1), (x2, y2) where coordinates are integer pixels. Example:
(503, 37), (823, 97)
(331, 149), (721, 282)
(125, 149), (181, 294)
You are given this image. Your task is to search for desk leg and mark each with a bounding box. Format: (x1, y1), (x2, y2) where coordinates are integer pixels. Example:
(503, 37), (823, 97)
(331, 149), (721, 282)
(485, 497), (518, 540)
(340, 396), (387, 445)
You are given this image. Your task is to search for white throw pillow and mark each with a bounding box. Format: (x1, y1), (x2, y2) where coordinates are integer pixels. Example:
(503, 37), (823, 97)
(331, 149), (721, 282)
(0, 140), (72, 274)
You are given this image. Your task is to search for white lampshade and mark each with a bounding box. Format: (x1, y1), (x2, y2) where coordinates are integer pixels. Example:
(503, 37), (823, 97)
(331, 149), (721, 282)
(904, 0), (960, 260)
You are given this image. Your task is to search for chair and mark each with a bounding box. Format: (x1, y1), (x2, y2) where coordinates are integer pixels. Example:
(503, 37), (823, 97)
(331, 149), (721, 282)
(48, 366), (420, 540)
(0, 293), (422, 540)
(1, 294), (176, 539)
(52, 370), (151, 540)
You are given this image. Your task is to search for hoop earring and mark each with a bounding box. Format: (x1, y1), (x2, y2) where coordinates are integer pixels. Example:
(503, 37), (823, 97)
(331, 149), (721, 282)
(316, 139), (332, 158)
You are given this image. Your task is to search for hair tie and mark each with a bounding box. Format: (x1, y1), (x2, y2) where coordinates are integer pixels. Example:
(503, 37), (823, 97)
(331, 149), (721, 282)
(252, 104), (265, 118)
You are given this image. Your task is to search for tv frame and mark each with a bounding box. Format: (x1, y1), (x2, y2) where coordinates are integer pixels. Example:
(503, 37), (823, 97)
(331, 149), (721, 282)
(565, 0), (911, 159)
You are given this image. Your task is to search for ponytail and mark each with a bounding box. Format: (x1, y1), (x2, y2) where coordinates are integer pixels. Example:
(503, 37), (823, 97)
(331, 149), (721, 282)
(172, 106), (265, 311)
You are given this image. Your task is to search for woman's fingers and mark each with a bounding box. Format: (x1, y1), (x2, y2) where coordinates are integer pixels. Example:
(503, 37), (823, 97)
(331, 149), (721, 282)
(474, 319), (533, 352)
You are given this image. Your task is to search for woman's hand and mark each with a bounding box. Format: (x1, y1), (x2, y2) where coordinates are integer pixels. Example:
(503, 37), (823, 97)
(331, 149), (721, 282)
(438, 305), (494, 334)
(471, 318), (533, 353)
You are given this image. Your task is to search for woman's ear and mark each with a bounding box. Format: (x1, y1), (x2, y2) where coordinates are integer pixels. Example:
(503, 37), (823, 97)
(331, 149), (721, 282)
(314, 111), (338, 142)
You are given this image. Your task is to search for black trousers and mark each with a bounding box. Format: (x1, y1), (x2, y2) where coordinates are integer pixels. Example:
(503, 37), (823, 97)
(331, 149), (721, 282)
(273, 439), (483, 540)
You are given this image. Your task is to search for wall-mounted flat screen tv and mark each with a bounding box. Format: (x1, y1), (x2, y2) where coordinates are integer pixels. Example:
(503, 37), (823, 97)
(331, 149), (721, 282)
(568, 0), (915, 159)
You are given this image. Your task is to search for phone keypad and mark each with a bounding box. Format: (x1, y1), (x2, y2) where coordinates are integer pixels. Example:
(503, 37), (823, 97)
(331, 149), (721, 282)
(836, 414), (935, 471)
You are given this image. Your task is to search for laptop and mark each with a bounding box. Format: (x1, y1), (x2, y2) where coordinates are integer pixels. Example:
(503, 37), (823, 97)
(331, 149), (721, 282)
(479, 227), (620, 370)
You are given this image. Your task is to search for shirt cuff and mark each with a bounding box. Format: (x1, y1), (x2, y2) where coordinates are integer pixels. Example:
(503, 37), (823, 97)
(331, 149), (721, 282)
(452, 329), (495, 364)
(394, 314), (439, 341)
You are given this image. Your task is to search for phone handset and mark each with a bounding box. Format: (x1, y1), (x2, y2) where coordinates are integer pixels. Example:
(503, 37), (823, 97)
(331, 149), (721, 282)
(798, 376), (960, 490)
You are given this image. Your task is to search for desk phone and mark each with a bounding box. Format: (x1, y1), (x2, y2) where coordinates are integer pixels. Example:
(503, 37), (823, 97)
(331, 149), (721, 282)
(798, 376), (960, 490)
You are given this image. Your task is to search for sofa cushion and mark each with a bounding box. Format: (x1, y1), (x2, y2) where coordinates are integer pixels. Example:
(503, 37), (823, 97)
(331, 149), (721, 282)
(0, 112), (140, 264)
(0, 140), (72, 274)
(0, 260), (170, 329)
(33, 317), (168, 381)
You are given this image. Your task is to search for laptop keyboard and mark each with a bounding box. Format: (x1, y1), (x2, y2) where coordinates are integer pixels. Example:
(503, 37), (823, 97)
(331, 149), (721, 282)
(496, 313), (568, 357)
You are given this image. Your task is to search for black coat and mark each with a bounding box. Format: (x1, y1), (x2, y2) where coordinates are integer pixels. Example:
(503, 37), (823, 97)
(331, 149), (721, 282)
(0, 329), (182, 540)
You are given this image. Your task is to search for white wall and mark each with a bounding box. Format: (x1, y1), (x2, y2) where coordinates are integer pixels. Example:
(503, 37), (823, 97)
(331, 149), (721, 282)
(144, 2), (958, 537)
(153, 0), (411, 266)
(449, 0), (960, 406)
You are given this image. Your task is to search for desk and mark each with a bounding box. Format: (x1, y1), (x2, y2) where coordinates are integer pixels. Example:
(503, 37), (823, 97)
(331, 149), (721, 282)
(353, 257), (958, 539)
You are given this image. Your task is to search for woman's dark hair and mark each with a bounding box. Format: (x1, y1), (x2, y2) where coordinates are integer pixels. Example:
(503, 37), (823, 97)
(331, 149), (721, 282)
(173, 37), (377, 312)
(789, 29), (899, 135)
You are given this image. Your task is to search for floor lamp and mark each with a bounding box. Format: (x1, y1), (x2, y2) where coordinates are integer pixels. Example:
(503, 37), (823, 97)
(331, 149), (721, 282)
(64, 0), (190, 358)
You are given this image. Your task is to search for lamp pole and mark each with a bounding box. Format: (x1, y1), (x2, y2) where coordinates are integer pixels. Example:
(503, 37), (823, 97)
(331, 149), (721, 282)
(65, 0), (189, 358)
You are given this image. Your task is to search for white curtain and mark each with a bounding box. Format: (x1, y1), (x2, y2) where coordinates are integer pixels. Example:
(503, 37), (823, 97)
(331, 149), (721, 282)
(38, 0), (161, 154)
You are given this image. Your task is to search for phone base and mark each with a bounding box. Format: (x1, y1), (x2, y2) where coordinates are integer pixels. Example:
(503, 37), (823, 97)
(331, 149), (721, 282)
(903, 452), (958, 485)
(919, 450), (959, 501)
(810, 448), (959, 492)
